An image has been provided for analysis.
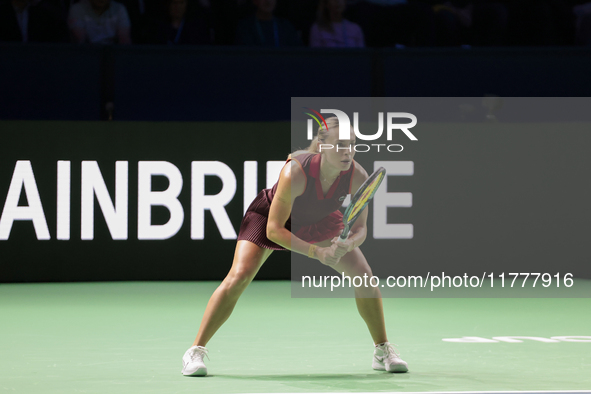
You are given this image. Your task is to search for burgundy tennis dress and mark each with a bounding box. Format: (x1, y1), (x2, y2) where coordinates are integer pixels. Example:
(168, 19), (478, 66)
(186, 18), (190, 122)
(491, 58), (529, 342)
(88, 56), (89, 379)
(237, 153), (355, 250)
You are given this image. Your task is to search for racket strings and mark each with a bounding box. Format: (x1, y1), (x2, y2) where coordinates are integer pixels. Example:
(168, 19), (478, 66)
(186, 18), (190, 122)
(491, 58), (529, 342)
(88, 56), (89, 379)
(347, 173), (384, 220)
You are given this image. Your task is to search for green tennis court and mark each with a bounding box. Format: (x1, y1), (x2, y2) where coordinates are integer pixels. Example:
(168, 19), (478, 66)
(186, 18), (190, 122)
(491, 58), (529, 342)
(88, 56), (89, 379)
(1, 281), (590, 394)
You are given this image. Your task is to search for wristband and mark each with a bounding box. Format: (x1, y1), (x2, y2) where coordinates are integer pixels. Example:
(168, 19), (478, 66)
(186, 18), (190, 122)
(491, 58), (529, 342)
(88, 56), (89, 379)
(307, 244), (317, 258)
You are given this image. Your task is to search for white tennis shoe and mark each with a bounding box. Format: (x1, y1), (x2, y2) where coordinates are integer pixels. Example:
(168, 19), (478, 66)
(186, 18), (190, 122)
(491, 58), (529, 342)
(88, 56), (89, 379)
(372, 342), (409, 373)
(181, 345), (209, 376)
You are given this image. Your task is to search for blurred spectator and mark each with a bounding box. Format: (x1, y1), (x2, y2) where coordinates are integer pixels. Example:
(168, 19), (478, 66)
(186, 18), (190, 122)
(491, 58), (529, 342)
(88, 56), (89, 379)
(235, 0), (302, 46)
(310, 0), (365, 47)
(273, 0), (319, 45)
(118, 0), (159, 43)
(345, 0), (436, 46)
(431, 0), (472, 46)
(119, 0), (210, 44)
(495, 0), (575, 46)
(146, 0), (212, 44)
(209, 0), (254, 45)
(0, 0), (68, 42)
(68, 0), (132, 44)
(471, 1), (507, 45)
(429, 1), (508, 46)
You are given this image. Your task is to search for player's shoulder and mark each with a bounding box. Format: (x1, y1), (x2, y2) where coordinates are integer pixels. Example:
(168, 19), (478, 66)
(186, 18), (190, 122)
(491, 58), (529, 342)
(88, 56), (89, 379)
(288, 151), (311, 174)
(289, 150), (310, 159)
(280, 155), (307, 184)
(276, 155), (307, 197)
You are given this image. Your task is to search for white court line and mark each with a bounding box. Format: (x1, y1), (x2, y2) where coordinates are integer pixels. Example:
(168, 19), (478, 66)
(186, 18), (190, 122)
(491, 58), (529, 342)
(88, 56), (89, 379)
(246, 391), (591, 394)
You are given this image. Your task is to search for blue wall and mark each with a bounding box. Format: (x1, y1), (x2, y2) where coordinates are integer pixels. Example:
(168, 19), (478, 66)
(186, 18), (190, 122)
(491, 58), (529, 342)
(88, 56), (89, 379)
(1, 44), (590, 122)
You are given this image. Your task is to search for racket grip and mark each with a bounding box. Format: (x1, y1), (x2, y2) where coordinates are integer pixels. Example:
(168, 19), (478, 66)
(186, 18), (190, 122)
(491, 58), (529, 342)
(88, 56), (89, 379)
(338, 226), (349, 243)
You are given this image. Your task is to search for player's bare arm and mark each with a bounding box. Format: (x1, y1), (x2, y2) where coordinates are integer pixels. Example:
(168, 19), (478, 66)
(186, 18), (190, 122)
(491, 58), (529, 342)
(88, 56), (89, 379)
(267, 160), (341, 266)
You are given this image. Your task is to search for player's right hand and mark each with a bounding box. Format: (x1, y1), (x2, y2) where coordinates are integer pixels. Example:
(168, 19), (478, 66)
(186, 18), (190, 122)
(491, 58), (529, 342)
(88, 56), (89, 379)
(331, 237), (353, 258)
(317, 244), (341, 266)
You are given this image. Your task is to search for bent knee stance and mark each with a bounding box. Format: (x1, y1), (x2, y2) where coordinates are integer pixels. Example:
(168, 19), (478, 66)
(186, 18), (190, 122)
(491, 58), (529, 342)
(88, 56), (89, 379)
(223, 268), (257, 293)
(354, 283), (381, 298)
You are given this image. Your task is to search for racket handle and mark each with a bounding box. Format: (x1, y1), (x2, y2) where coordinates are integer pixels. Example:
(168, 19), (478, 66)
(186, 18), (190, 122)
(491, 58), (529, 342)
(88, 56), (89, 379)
(338, 226), (349, 243)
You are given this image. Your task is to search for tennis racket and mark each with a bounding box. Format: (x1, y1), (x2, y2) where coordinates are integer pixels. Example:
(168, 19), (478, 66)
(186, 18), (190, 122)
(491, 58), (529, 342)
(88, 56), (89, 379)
(338, 167), (386, 242)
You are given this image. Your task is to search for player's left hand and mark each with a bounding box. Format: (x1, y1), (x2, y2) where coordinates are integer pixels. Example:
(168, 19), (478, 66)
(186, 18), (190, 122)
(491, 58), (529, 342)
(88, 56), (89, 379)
(331, 237), (354, 257)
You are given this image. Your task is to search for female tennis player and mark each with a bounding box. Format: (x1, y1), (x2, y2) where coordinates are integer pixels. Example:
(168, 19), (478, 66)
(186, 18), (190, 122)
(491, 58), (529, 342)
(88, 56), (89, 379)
(181, 117), (409, 376)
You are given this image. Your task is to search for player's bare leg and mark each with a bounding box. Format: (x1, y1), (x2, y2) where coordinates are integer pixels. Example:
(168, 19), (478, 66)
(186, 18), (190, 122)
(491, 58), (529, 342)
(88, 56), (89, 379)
(316, 240), (409, 372)
(315, 241), (386, 344)
(182, 241), (273, 376)
(193, 241), (273, 347)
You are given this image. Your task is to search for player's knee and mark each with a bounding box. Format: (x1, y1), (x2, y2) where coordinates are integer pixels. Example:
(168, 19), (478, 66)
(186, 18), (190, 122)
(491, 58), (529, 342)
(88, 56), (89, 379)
(226, 267), (256, 291)
(354, 284), (380, 298)
(344, 267), (374, 280)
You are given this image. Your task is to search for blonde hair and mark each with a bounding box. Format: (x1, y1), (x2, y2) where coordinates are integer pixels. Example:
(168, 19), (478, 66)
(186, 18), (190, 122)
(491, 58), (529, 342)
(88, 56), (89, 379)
(288, 116), (340, 159)
(307, 116), (339, 153)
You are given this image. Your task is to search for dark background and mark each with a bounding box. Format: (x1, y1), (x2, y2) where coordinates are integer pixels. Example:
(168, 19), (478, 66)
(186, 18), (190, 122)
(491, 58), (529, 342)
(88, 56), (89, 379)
(2, 41), (591, 283)
(2, 44), (591, 122)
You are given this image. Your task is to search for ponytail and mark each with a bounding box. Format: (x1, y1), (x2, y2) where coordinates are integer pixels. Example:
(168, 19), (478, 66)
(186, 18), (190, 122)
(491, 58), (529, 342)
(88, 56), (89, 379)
(307, 136), (320, 153)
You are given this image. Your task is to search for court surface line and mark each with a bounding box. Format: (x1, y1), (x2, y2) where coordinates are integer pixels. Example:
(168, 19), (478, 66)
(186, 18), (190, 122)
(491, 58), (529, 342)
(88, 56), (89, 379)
(245, 391), (591, 394)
